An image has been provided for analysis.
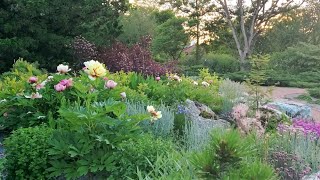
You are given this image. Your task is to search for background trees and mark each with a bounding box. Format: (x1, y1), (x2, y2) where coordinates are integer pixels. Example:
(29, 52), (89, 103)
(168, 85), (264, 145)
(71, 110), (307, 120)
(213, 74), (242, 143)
(152, 17), (189, 61)
(0, 0), (128, 72)
(214, 0), (305, 70)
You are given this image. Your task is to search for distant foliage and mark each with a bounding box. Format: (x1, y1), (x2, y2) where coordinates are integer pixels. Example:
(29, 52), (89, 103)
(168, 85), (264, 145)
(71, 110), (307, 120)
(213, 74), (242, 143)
(219, 78), (247, 114)
(203, 53), (240, 74)
(118, 7), (157, 45)
(270, 42), (320, 73)
(0, 0), (128, 73)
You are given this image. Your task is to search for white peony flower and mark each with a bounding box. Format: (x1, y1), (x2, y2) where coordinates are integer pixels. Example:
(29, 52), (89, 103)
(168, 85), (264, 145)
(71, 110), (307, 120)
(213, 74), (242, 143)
(201, 81), (210, 87)
(57, 64), (71, 74)
(147, 105), (155, 113)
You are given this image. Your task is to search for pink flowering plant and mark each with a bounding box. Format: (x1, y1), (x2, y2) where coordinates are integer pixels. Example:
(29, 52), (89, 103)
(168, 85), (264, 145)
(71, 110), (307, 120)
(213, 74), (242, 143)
(269, 118), (320, 178)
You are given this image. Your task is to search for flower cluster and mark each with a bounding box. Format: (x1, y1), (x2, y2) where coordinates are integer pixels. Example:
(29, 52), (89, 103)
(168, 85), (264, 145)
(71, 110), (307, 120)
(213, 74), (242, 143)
(277, 119), (320, 139)
(25, 76), (54, 99)
(177, 104), (187, 114)
(54, 78), (73, 92)
(83, 60), (107, 80)
(147, 105), (162, 121)
(271, 151), (312, 179)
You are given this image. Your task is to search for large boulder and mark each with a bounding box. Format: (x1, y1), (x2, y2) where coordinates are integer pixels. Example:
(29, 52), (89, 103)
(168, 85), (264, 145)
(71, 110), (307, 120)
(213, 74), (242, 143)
(184, 99), (230, 151)
(265, 101), (311, 119)
(184, 99), (230, 129)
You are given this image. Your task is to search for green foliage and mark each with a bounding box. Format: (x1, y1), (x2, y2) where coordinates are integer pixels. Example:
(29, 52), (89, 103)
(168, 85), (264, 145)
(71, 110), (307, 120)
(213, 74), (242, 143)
(256, 2), (320, 54)
(152, 17), (189, 60)
(152, 10), (175, 25)
(126, 101), (175, 138)
(112, 134), (176, 179)
(270, 42), (320, 73)
(47, 99), (147, 179)
(0, 0), (128, 72)
(245, 55), (272, 109)
(203, 53), (240, 74)
(118, 7), (157, 45)
(219, 78), (247, 114)
(225, 70), (320, 88)
(4, 126), (53, 179)
(136, 151), (197, 180)
(0, 158), (4, 179)
(222, 161), (277, 180)
(192, 129), (258, 178)
(308, 87), (320, 99)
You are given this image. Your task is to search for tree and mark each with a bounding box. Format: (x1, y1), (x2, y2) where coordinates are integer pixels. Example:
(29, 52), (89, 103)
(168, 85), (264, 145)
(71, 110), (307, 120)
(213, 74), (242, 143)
(255, 0), (320, 53)
(152, 17), (189, 61)
(0, 0), (128, 73)
(215, 0), (304, 70)
(160, 0), (216, 63)
(118, 7), (157, 45)
(152, 10), (175, 25)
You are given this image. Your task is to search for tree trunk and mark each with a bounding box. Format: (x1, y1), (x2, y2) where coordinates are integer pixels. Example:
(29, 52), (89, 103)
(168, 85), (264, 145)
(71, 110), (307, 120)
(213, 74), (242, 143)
(196, 22), (200, 63)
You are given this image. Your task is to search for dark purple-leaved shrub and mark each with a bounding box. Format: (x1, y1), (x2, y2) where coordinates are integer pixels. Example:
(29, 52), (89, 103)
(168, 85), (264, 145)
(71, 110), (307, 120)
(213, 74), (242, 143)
(99, 36), (176, 76)
(72, 36), (176, 76)
(72, 36), (98, 68)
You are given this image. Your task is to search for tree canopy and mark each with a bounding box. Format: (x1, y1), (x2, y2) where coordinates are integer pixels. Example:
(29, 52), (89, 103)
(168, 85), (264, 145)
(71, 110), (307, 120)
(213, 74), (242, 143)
(0, 0), (128, 72)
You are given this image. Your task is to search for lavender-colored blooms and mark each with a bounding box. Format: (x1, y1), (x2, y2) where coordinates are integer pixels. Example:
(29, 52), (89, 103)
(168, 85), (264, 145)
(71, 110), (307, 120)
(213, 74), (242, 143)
(177, 104), (187, 114)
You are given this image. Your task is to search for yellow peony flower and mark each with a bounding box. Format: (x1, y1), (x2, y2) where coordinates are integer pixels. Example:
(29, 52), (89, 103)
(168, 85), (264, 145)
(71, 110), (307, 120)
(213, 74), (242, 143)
(147, 105), (162, 121)
(83, 60), (107, 80)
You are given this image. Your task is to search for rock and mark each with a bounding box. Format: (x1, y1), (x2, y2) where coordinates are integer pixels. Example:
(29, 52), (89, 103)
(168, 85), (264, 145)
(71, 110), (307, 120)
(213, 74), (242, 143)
(260, 105), (289, 118)
(302, 171), (320, 180)
(265, 101), (311, 118)
(184, 99), (230, 151)
(185, 99), (230, 129)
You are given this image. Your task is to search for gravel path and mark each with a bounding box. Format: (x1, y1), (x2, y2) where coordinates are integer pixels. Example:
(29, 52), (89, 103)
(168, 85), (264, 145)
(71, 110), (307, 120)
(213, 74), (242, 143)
(264, 87), (320, 121)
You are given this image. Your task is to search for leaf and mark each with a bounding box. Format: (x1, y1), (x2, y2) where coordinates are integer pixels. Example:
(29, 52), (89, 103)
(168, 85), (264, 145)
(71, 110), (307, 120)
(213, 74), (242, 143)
(77, 166), (89, 176)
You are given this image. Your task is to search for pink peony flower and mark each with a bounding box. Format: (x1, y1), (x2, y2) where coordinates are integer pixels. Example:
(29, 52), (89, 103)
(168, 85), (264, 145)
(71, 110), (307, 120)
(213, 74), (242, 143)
(59, 78), (73, 88)
(105, 80), (117, 89)
(54, 83), (66, 92)
(28, 76), (38, 84)
(36, 82), (45, 90)
(155, 76), (161, 81)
